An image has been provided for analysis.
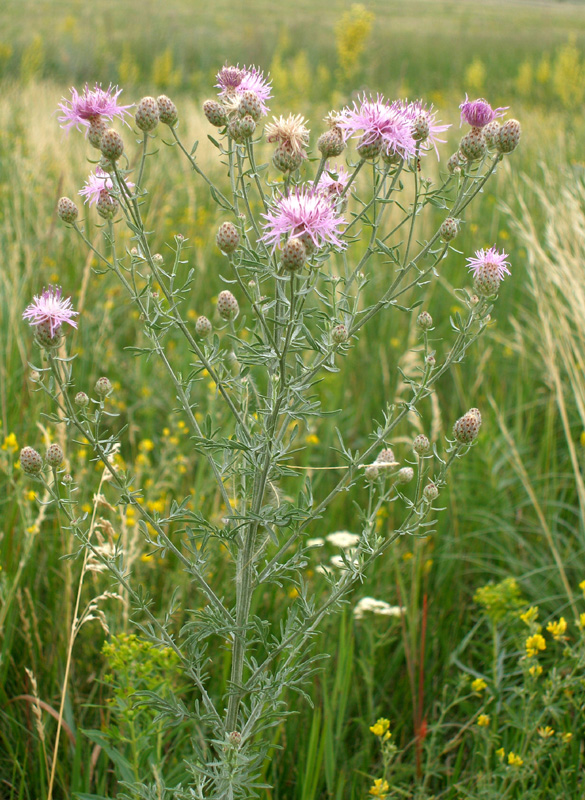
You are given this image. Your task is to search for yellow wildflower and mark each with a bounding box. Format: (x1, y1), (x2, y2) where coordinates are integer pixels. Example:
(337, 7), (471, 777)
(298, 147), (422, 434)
(369, 778), (389, 798)
(139, 439), (155, 452)
(305, 434), (320, 445)
(163, 427), (171, 437)
(140, 553), (154, 563)
(520, 606), (539, 625)
(508, 752), (523, 767)
(477, 714), (490, 727)
(579, 579), (585, 597)
(472, 678), (487, 693)
(561, 732), (573, 743)
(526, 633), (546, 657)
(529, 664), (543, 678)
(369, 718), (390, 737)
(496, 748), (505, 760)
(288, 587), (299, 599)
(2, 433), (18, 452)
(579, 613), (585, 630)
(402, 552), (413, 561)
(537, 726), (555, 738)
(546, 617), (567, 640)
(26, 490), (36, 501)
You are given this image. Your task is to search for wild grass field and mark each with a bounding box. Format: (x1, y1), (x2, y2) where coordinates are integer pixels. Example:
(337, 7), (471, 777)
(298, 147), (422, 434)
(3, 1), (585, 798)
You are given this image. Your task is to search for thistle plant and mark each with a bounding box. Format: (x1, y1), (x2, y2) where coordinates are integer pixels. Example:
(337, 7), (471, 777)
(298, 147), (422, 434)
(20, 75), (520, 797)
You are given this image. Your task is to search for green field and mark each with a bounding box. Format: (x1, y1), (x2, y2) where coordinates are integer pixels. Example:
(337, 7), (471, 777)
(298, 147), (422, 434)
(3, 1), (585, 798)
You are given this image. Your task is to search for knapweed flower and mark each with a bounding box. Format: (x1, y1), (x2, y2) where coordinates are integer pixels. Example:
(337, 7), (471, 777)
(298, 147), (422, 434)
(338, 94), (417, 160)
(370, 718), (390, 737)
(466, 246), (511, 295)
(314, 164), (350, 197)
(393, 99), (450, 158)
(459, 95), (507, 128)
(261, 186), (347, 252)
(216, 64), (272, 115)
(78, 168), (133, 206)
(526, 633), (546, 658)
(58, 83), (133, 133)
(546, 616), (567, 640)
(23, 286), (78, 337)
(265, 114), (310, 157)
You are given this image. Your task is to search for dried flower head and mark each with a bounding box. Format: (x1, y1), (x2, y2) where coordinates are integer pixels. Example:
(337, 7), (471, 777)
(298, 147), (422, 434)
(459, 95), (507, 129)
(261, 186), (347, 252)
(58, 83), (133, 133)
(23, 286), (78, 337)
(265, 114), (310, 157)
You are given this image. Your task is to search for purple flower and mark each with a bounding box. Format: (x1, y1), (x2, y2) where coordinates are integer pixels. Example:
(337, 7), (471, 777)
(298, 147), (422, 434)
(459, 96), (508, 128)
(394, 99), (451, 158)
(23, 286), (78, 337)
(58, 83), (133, 133)
(314, 164), (350, 197)
(78, 168), (134, 206)
(466, 246), (511, 283)
(261, 186), (347, 251)
(338, 94), (417, 160)
(216, 64), (272, 115)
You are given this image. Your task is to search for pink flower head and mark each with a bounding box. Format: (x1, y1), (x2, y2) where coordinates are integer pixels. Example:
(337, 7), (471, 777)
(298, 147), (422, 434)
(459, 96), (508, 128)
(23, 286), (78, 337)
(58, 83), (133, 133)
(315, 164), (350, 197)
(466, 246), (511, 283)
(216, 64), (272, 115)
(261, 186), (347, 251)
(338, 94), (417, 160)
(394, 99), (451, 158)
(78, 168), (134, 206)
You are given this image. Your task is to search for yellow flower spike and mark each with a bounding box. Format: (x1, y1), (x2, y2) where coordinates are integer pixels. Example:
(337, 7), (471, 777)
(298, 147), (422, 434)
(472, 678), (487, 693)
(537, 726), (555, 738)
(369, 778), (389, 798)
(496, 748), (505, 761)
(369, 718), (390, 737)
(529, 664), (543, 678)
(2, 433), (18, 452)
(477, 714), (490, 727)
(525, 633), (546, 657)
(382, 730), (392, 741)
(520, 606), (539, 625)
(546, 616), (567, 640)
(507, 752), (523, 767)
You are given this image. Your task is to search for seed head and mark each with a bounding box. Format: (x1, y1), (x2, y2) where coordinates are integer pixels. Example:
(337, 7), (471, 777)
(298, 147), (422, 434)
(440, 217), (459, 242)
(281, 238), (306, 271)
(196, 315), (212, 338)
(331, 324), (349, 344)
(317, 128), (345, 158)
(417, 311), (433, 330)
(99, 128), (124, 161)
(203, 99), (228, 128)
(135, 96), (159, 132)
(57, 197), (79, 225)
(95, 376), (113, 398)
(217, 290), (239, 321)
(496, 119), (521, 154)
(96, 189), (119, 220)
(460, 128), (486, 162)
(453, 410), (482, 444)
(423, 481), (439, 501)
(413, 434), (430, 455)
(20, 447), (43, 476)
(157, 95), (178, 126)
(397, 467), (414, 484)
(75, 391), (89, 407)
(46, 443), (64, 468)
(266, 114), (310, 158)
(216, 222), (240, 254)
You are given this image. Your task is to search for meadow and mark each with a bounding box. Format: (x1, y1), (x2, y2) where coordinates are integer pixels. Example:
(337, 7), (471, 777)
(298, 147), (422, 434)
(3, 0), (585, 797)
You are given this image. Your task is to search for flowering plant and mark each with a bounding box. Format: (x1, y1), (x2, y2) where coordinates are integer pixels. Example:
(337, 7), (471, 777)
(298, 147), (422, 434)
(20, 74), (520, 797)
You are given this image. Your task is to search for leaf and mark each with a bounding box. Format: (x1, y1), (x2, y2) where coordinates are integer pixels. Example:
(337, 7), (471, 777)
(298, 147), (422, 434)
(190, 140), (199, 155)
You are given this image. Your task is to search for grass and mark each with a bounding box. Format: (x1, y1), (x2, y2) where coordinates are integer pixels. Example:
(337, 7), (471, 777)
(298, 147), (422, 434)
(2, 1), (585, 797)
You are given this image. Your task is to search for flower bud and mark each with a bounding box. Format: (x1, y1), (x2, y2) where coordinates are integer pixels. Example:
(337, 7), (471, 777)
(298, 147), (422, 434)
(412, 113), (430, 142)
(496, 119), (521, 154)
(440, 217), (459, 243)
(216, 222), (240, 254)
(95, 376), (113, 398)
(203, 99), (227, 128)
(413, 434), (430, 455)
(331, 324), (349, 344)
(135, 96), (159, 132)
(88, 116), (108, 149)
(317, 128), (345, 158)
(357, 134), (382, 160)
(459, 129), (486, 162)
(99, 128), (124, 161)
(229, 115), (255, 143)
(272, 145), (304, 173)
(397, 467), (414, 484)
(238, 90), (262, 122)
(453, 410), (482, 444)
(376, 448), (397, 467)
(62, 473), (73, 485)
(20, 446), (43, 476)
(75, 391), (89, 407)
(447, 151), (465, 174)
(228, 731), (242, 747)
(365, 464), (379, 481)
(157, 95), (178, 126)
(417, 311), (433, 330)
(468, 407), (482, 424)
(196, 315), (212, 338)
(282, 238), (306, 271)
(96, 190), (119, 220)
(57, 197), (78, 225)
(46, 443), (64, 467)
(483, 119), (501, 149)
(217, 290), (239, 321)
(151, 254), (164, 268)
(426, 354), (436, 367)
(423, 481), (439, 501)
(35, 321), (61, 349)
